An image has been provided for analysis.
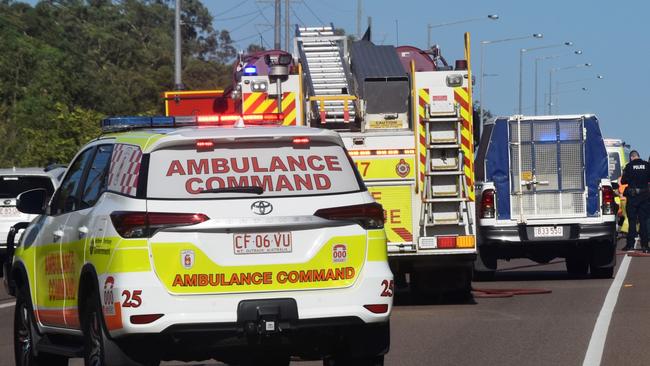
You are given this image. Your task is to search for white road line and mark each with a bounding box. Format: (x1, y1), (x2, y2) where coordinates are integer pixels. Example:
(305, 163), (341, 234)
(582, 255), (632, 366)
(0, 301), (15, 309)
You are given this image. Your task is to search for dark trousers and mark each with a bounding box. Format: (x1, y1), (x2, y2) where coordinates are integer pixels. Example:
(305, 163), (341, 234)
(626, 197), (650, 248)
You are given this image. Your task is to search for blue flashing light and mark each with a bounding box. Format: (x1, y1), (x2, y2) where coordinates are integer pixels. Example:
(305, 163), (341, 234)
(101, 116), (179, 132)
(243, 65), (258, 76)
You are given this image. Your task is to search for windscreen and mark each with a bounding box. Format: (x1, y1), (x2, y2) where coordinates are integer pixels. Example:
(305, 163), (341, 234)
(0, 176), (54, 198)
(608, 152), (621, 180)
(147, 141), (362, 199)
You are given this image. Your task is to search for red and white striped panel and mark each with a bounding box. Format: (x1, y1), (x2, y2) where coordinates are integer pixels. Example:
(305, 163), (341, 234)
(108, 144), (143, 196)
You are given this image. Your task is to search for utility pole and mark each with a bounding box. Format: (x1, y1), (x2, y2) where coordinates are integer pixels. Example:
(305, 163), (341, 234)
(174, 0), (183, 90)
(356, 0), (362, 39)
(284, 0), (290, 51)
(274, 0), (281, 50)
(395, 19), (399, 45)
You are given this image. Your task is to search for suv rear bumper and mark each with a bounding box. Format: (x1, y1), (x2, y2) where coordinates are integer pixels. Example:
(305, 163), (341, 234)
(480, 221), (616, 244)
(115, 317), (389, 362)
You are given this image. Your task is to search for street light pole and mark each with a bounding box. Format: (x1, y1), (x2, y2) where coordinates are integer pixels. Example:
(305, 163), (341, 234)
(479, 33), (543, 135)
(518, 42), (572, 114)
(548, 63), (592, 113)
(534, 50), (582, 115)
(427, 14), (498, 48)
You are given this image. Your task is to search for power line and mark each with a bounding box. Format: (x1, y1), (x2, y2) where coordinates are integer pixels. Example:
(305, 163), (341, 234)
(214, 0), (251, 17)
(229, 13), (264, 33)
(214, 9), (265, 22)
(291, 7), (307, 27)
(301, 1), (325, 25)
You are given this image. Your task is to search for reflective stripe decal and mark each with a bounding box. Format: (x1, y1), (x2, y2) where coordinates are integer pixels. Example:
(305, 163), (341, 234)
(242, 92), (297, 126)
(454, 86), (475, 201)
(417, 88), (429, 190)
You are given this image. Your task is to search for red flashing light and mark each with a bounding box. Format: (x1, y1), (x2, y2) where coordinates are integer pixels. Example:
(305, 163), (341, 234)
(292, 137), (310, 144)
(130, 314), (164, 324)
(197, 115), (220, 123)
(196, 139), (214, 152)
(437, 236), (457, 249)
(363, 304), (389, 314)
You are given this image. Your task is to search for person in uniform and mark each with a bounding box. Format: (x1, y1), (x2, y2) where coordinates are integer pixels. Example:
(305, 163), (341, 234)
(621, 150), (650, 252)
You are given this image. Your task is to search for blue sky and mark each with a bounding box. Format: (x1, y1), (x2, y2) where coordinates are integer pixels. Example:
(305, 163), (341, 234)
(19, 0), (648, 156)
(209, 0), (648, 157)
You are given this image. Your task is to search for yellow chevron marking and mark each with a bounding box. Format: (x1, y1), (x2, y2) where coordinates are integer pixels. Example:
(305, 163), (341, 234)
(283, 108), (297, 126)
(281, 93), (295, 111)
(256, 99), (275, 113)
(454, 87), (469, 102)
(243, 92), (264, 113)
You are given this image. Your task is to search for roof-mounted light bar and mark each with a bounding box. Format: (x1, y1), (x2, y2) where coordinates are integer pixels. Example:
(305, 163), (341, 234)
(100, 113), (284, 132)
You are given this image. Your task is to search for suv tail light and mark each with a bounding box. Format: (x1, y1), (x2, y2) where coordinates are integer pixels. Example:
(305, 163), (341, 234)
(480, 189), (496, 218)
(601, 186), (615, 215)
(314, 202), (384, 229)
(110, 211), (209, 238)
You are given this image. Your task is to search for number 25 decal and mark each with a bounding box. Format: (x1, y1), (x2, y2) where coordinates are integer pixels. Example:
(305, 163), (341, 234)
(380, 279), (394, 297)
(121, 290), (142, 308)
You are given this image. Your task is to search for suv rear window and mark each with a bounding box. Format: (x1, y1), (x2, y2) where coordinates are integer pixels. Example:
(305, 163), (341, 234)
(147, 141), (362, 199)
(0, 176), (54, 198)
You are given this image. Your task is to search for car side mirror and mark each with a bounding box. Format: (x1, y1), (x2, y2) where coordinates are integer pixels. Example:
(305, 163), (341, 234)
(16, 189), (47, 215)
(611, 181), (620, 190)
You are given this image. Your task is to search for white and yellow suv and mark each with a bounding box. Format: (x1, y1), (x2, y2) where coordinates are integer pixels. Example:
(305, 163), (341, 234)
(6, 115), (392, 366)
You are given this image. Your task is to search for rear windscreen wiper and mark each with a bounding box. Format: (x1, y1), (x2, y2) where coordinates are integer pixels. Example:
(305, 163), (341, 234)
(198, 186), (264, 195)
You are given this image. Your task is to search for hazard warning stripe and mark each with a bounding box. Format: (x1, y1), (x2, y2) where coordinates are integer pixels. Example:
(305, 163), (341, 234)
(242, 92), (297, 126)
(392, 227), (413, 242)
(454, 86), (475, 201)
(243, 92), (267, 114)
(417, 88), (429, 190)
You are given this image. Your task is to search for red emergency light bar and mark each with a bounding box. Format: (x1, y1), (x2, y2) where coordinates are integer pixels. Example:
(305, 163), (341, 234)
(197, 113), (283, 125)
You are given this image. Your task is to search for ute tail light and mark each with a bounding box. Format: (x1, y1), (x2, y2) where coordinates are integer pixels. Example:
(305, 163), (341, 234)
(314, 202), (384, 229)
(292, 137), (310, 144)
(110, 211), (209, 238)
(601, 185), (615, 215)
(480, 189), (496, 219)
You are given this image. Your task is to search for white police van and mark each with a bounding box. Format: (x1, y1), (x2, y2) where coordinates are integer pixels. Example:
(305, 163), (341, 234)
(474, 115), (616, 279)
(6, 114), (392, 366)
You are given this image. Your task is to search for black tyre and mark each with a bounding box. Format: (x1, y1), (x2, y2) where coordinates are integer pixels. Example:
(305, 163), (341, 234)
(324, 355), (384, 366)
(566, 255), (588, 276)
(590, 266), (614, 279)
(14, 287), (68, 366)
(473, 246), (497, 281)
(81, 289), (159, 366)
(590, 239), (616, 279)
(82, 290), (107, 366)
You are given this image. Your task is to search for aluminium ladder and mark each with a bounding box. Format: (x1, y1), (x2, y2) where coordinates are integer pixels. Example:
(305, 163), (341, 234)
(420, 106), (472, 238)
(295, 25), (356, 124)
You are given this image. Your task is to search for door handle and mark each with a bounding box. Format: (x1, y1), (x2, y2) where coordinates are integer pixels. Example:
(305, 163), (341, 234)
(53, 229), (63, 242)
(78, 226), (89, 239)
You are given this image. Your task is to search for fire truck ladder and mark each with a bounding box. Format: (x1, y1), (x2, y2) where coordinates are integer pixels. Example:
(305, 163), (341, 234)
(420, 106), (472, 238)
(295, 24), (356, 124)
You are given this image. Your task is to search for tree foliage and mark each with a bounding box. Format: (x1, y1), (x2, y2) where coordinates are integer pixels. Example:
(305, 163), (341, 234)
(0, 0), (245, 167)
